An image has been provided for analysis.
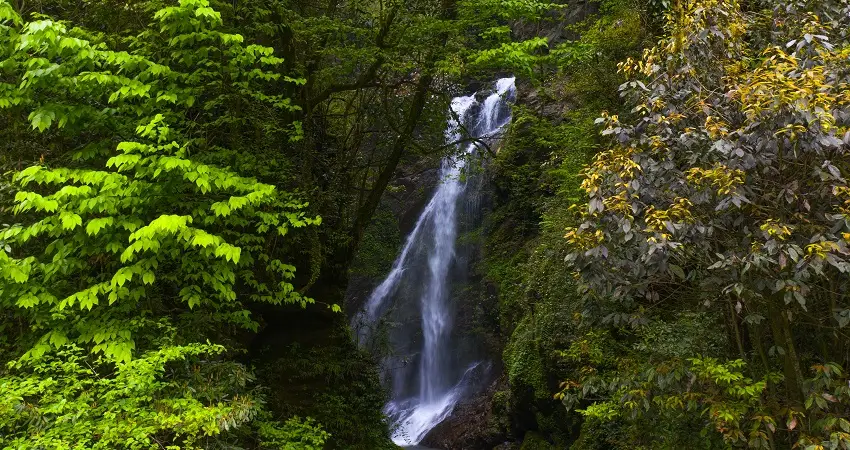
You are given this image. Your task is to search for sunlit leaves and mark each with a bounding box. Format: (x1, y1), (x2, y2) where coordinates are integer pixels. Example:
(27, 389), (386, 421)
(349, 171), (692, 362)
(0, 1), (318, 444)
(461, 0), (562, 21)
(0, 344), (297, 447)
(0, 1), (21, 26)
(58, 211), (82, 230)
(85, 217), (113, 236)
(3, 113), (316, 367)
(470, 37), (548, 76)
(27, 108), (54, 131)
(0, 0), (327, 446)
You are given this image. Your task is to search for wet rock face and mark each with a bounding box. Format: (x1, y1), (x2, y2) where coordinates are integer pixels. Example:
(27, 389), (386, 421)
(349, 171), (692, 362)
(356, 80), (516, 445)
(419, 378), (509, 450)
(511, 0), (599, 45)
(344, 162), (440, 314)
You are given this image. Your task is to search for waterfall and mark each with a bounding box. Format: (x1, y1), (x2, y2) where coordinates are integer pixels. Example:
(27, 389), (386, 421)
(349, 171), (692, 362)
(355, 77), (516, 446)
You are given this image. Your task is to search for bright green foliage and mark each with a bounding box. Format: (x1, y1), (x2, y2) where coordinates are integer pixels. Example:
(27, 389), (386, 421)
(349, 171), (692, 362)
(22, 0), (850, 448)
(471, 37), (549, 77)
(458, 0), (561, 78)
(0, 341), (330, 449)
(470, 0), (563, 21)
(0, 0), (323, 447)
(140, 0), (304, 142)
(1, 115), (316, 362)
(1, 343), (258, 449)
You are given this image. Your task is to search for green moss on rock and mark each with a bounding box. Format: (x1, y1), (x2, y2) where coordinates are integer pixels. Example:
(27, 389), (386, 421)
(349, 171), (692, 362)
(520, 431), (556, 450)
(351, 209), (401, 279)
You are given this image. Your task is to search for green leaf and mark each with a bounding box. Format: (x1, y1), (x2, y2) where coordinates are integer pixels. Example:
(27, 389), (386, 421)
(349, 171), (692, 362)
(190, 231), (216, 247)
(211, 201), (231, 217)
(16, 292), (39, 308)
(28, 108), (55, 132)
(48, 331), (68, 347)
(86, 217), (114, 236)
(0, 2), (23, 26)
(111, 267), (134, 288)
(669, 264), (686, 280)
(7, 264), (29, 283)
(60, 211), (83, 230)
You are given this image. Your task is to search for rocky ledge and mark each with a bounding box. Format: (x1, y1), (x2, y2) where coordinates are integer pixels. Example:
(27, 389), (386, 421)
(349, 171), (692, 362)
(420, 378), (511, 450)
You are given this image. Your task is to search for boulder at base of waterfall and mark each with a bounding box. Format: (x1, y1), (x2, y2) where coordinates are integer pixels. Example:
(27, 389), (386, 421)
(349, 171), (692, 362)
(419, 378), (508, 450)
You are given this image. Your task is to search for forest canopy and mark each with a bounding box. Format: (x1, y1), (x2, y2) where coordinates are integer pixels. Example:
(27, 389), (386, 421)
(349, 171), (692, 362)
(1, 0), (850, 449)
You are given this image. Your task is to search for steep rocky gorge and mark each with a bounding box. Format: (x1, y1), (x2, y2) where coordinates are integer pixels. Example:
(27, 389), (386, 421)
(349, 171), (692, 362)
(341, 1), (652, 447)
(344, 79), (564, 449)
(346, 79), (513, 446)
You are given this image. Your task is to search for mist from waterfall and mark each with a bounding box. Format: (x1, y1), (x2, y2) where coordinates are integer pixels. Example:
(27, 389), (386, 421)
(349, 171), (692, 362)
(355, 77), (516, 446)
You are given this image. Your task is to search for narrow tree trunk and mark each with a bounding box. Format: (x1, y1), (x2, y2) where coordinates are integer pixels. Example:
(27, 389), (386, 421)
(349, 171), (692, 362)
(767, 301), (804, 405)
(748, 320), (775, 397)
(728, 300), (747, 363)
(351, 70), (434, 251)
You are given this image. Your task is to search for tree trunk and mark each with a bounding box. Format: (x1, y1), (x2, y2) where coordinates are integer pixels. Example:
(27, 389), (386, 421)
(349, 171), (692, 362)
(748, 319), (776, 398)
(350, 70), (434, 252)
(767, 301), (804, 405)
(728, 300), (748, 363)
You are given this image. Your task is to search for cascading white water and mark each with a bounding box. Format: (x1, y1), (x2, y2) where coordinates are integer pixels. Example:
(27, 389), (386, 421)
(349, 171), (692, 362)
(356, 78), (516, 446)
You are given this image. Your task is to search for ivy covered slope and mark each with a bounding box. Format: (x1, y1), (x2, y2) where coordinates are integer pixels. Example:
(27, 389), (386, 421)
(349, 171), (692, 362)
(0, 1), (328, 448)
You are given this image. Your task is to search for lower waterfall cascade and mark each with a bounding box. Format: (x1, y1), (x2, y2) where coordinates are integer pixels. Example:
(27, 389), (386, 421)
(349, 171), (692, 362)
(354, 77), (516, 446)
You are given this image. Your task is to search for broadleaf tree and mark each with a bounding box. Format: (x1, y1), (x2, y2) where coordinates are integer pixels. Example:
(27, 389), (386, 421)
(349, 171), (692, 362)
(562, 0), (850, 447)
(0, 1), (325, 447)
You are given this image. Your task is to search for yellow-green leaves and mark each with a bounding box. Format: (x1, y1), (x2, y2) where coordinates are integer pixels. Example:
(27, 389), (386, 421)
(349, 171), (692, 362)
(214, 243), (241, 264)
(0, 1), (22, 27)
(85, 217), (114, 236)
(27, 108), (54, 132)
(194, 6), (221, 23)
(1, 258), (30, 284)
(15, 292), (39, 308)
(105, 153), (142, 172)
(61, 285), (101, 310)
(0, 344), (286, 447)
(131, 214), (192, 238)
(0, 0), (325, 447)
(12, 191), (58, 213)
(3, 110), (317, 368)
(59, 211), (82, 230)
(470, 37), (548, 77)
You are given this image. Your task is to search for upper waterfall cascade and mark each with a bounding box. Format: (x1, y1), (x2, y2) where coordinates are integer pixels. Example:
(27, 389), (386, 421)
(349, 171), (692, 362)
(355, 77), (516, 446)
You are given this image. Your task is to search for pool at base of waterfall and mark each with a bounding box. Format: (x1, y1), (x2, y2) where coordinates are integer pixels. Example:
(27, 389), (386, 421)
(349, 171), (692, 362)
(404, 447), (438, 450)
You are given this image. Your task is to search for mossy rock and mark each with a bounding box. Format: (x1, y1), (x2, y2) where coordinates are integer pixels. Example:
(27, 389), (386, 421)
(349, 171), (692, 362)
(350, 209), (401, 278)
(520, 431), (556, 450)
